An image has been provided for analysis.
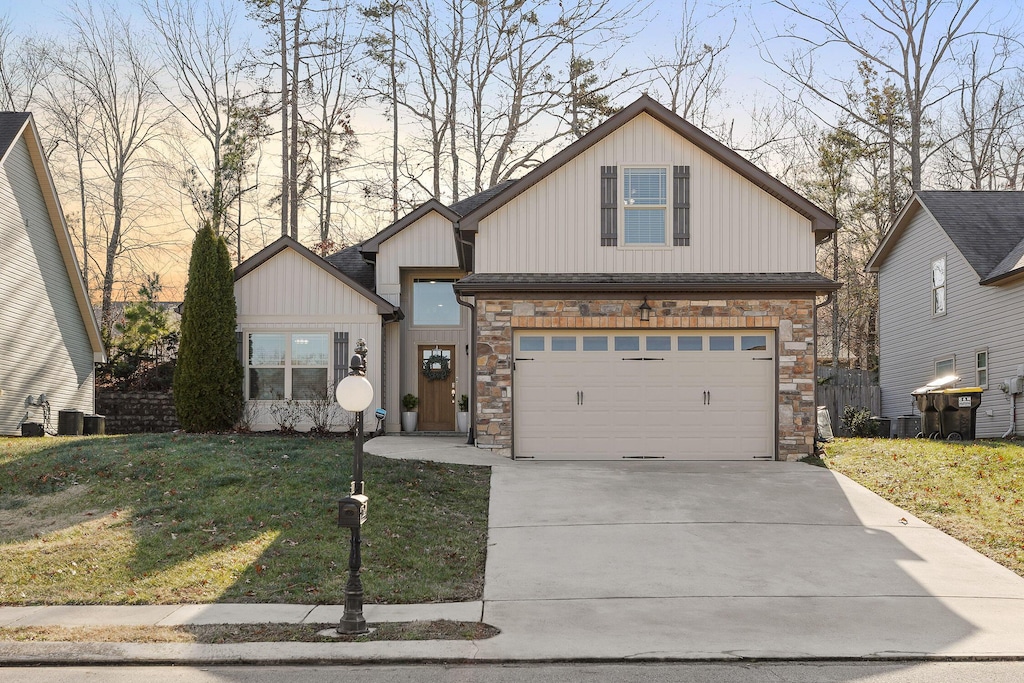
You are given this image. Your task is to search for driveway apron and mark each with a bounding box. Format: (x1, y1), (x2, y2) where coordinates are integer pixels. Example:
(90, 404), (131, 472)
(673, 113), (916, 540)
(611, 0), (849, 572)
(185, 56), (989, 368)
(475, 460), (1024, 660)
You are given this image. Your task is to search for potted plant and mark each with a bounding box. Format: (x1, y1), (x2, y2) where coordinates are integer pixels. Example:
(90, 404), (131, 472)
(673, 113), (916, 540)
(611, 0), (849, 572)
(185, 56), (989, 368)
(401, 393), (418, 432)
(456, 394), (469, 433)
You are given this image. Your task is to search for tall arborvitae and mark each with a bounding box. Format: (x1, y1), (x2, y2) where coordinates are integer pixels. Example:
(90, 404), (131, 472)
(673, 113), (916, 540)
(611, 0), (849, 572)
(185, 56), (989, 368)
(173, 223), (243, 431)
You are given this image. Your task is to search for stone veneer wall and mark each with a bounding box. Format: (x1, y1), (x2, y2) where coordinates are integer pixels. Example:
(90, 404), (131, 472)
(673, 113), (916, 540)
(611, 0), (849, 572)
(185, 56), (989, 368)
(474, 296), (817, 461)
(95, 390), (180, 433)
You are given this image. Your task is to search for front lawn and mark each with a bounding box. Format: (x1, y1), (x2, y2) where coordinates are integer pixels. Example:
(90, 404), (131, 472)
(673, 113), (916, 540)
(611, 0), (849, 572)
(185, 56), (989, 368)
(823, 438), (1024, 578)
(0, 433), (490, 605)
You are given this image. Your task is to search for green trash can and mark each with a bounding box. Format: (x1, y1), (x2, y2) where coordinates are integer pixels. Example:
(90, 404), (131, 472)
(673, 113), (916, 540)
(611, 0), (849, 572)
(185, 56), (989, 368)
(937, 388), (983, 440)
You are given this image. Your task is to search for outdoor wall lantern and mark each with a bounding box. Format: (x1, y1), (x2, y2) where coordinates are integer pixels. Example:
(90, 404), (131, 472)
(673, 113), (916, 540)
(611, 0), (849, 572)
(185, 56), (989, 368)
(335, 339), (373, 635)
(639, 296), (653, 322)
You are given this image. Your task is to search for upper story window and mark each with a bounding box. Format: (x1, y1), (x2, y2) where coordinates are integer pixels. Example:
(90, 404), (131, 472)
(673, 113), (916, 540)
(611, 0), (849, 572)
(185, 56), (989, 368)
(413, 279), (461, 326)
(600, 165), (690, 247)
(932, 256), (946, 316)
(623, 167), (667, 244)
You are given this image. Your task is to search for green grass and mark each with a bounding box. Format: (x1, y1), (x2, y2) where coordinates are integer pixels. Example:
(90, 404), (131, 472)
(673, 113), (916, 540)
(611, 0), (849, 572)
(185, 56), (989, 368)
(0, 433), (490, 605)
(823, 437), (1024, 577)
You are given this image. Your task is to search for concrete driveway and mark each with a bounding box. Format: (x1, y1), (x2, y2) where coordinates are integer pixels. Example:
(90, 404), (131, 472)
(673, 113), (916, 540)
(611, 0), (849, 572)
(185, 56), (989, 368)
(475, 459), (1024, 659)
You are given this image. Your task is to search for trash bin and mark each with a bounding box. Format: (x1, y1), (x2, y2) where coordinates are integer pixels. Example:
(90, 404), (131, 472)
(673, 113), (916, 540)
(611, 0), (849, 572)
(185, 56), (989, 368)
(870, 417), (892, 438)
(912, 390), (942, 438)
(912, 376), (960, 438)
(57, 410), (84, 436)
(936, 388), (983, 440)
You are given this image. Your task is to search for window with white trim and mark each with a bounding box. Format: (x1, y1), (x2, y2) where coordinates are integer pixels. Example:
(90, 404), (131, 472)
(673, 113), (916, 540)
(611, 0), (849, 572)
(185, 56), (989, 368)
(622, 167), (668, 244)
(935, 356), (955, 379)
(932, 256), (946, 316)
(976, 349), (988, 389)
(248, 333), (329, 400)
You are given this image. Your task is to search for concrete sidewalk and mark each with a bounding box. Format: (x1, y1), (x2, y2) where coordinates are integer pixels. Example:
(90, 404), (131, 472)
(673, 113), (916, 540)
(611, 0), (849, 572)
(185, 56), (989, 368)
(3, 436), (1024, 664)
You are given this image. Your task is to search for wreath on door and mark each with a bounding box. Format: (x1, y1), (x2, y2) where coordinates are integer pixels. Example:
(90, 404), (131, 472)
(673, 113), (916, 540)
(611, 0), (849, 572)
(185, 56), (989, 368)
(421, 353), (451, 381)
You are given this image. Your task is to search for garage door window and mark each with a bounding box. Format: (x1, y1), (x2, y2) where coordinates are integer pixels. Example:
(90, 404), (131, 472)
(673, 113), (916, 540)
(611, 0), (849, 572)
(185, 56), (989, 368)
(741, 335), (768, 351)
(583, 336), (608, 351)
(552, 337), (577, 351)
(678, 336), (702, 351)
(519, 336), (545, 351)
(646, 336), (671, 351)
(614, 336), (640, 351)
(709, 336), (735, 351)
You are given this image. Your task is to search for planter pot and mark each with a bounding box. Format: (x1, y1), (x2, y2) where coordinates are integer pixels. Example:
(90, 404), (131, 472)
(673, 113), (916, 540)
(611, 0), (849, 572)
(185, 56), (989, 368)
(401, 411), (418, 432)
(456, 411), (469, 433)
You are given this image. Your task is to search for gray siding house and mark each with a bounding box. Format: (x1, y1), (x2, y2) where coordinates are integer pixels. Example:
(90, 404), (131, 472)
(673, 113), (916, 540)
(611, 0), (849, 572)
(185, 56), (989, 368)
(0, 112), (105, 435)
(867, 191), (1024, 437)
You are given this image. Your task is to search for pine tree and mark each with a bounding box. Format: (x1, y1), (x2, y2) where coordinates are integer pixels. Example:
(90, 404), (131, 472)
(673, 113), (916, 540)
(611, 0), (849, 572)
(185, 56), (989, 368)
(173, 223), (243, 431)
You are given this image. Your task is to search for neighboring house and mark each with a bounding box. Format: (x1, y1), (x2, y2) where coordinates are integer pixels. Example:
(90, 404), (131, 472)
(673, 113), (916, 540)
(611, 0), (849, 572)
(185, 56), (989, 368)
(235, 95), (839, 460)
(0, 112), (106, 435)
(867, 190), (1024, 437)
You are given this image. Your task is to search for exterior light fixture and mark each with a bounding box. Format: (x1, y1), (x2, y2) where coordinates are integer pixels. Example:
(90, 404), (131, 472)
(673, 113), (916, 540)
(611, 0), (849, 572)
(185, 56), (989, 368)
(639, 297), (652, 322)
(335, 339), (373, 635)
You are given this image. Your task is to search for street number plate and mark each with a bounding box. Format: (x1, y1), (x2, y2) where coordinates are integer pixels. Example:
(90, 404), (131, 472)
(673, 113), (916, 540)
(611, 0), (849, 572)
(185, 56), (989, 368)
(958, 396), (972, 407)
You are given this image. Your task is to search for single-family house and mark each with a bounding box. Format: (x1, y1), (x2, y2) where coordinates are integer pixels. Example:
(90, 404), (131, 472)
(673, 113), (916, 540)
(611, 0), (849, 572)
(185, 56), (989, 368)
(235, 95), (839, 460)
(0, 112), (106, 435)
(866, 190), (1024, 437)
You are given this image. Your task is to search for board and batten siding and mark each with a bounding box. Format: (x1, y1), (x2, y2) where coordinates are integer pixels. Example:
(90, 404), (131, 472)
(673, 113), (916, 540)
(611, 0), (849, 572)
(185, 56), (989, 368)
(878, 205), (1024, 437)
(474, 113), (816, 274)
(0, 136), (94, 434)
(235, 247), (383, 431)
(375, 211), (460, 305)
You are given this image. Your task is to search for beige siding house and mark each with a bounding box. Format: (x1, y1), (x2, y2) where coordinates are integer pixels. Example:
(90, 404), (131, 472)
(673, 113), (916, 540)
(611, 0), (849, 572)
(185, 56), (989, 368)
(236, 96), (839, 460)
(867, 191), (1024, 438)
(0, 113), (105, 435)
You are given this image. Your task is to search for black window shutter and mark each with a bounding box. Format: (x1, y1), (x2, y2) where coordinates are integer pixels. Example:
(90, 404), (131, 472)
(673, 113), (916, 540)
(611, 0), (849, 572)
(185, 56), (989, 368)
(600, 165), (617, 246)
(334, 332), (350, 389)
(673, 165), (690, 246)
(236, 331), (243, 366)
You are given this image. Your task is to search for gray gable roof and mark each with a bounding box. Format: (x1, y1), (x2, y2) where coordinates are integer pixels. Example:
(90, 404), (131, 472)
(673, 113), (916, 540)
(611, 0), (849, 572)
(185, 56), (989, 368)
(323, 243), (375, 291)
(0, 112), (30, 160)
(916, 191), (1024, 283)
(449, 180), (517, 217)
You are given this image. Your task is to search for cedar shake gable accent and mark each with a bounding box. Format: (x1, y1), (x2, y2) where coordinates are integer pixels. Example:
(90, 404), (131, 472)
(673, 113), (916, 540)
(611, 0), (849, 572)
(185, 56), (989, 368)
(867, 191), (1024, 285)
(235, 235), (402, 320)
(454, 272), (840, 296)
(456, 94), (836, 243)
(0, 111), (105, 362)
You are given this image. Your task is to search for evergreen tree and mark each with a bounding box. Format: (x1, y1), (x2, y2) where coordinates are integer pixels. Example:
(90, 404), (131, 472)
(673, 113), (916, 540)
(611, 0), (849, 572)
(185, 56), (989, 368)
(173, 223), (243, 431)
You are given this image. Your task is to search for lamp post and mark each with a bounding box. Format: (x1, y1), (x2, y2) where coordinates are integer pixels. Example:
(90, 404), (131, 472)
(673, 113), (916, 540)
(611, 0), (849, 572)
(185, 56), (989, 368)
(335, 339), (373, 635)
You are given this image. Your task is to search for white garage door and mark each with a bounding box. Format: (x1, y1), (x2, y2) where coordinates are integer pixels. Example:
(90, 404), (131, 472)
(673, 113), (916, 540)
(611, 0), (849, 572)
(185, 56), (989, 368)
(513, 330), (776, 460)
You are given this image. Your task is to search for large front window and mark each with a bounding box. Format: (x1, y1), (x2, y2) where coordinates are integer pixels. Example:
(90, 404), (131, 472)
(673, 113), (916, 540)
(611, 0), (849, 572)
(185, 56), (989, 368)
(413, 279), (461, 325)
(248, 333), (329, 400)
(623, 167), (667, 244)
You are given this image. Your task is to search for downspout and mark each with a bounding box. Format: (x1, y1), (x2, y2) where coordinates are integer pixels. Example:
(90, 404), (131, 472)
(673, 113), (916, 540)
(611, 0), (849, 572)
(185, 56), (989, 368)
(1003, 392), (1016, 438)
(813, 291), (836, 445)
(455, 291), (476, 446)
(454, 221), (476, 446)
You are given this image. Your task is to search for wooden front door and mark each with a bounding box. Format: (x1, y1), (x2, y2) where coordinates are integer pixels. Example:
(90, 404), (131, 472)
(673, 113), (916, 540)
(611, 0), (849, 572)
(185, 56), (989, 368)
(417, 345), (456, 431)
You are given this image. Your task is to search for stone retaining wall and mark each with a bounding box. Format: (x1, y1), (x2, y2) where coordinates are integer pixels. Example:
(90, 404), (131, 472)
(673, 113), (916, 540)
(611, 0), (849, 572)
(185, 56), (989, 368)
(95, 390), (179, 433)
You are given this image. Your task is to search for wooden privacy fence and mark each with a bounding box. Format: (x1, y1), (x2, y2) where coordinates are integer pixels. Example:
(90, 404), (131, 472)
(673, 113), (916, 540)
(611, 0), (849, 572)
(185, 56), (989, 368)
(816, 368), (881, 435)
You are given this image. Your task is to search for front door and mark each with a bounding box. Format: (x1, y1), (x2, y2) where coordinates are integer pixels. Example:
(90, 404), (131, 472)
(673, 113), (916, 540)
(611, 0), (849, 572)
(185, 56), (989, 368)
(417, 345), (456, 431)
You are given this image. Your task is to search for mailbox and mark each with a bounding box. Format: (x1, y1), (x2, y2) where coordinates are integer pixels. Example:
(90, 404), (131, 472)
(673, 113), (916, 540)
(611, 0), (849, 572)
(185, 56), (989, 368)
(338, 494), (368, 528)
